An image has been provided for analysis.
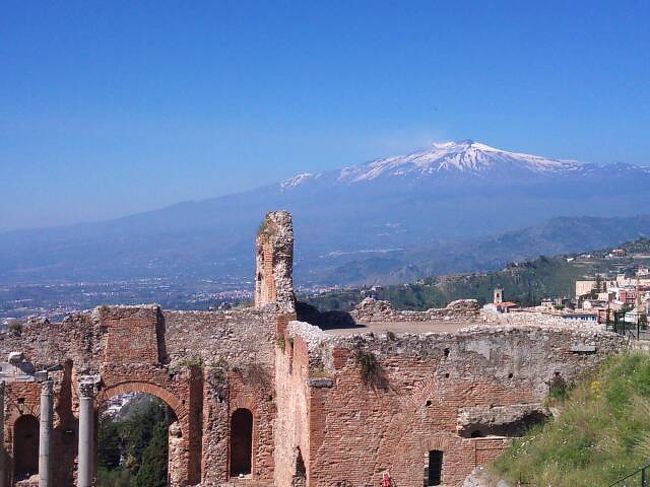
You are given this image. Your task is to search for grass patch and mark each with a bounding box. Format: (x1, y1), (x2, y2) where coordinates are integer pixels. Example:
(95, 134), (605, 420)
(355, 349), (389, 391)
(492, 351), (650, 486)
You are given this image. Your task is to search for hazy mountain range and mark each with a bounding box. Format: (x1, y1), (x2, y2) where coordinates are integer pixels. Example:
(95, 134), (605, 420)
(2, 140), (650, 287)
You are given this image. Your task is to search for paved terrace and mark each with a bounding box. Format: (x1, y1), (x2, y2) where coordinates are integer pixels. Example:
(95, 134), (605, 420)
(316, 297), (607, 336)
(323, 319), (476, 335)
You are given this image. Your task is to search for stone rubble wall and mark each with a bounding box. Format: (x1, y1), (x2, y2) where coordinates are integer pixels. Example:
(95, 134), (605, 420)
(350, 296), (481, 323)
(0, 305), (278, 372)
(164, 307), (277, 368)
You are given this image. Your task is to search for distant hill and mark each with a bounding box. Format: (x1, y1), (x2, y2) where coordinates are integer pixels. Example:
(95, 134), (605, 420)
(2, 140), (650, 287)
(309, 215), (650, 286)
(303, 238), (650, 311)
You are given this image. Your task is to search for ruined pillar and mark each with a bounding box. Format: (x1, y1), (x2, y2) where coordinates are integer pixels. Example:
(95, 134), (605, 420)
(78, 379), (95, 487)
(0, 381), (5, 487)
(254, 211), (295, 310)
(39, 379), (53, 487)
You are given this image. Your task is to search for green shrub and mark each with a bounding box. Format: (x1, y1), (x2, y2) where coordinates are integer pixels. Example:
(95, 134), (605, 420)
(7, 320), (22, 336)
(177, 354), (204, 369)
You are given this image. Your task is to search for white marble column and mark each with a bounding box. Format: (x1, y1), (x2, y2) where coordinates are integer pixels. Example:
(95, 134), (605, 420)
(77, 380), (95, 487)
(38, 379), (53, 487)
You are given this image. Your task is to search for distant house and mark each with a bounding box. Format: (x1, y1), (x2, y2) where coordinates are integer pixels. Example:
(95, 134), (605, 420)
(483, 289), (519, 314)
(624, 308), (643, 324)
(576, 280), (597, 297)
(496, 301), (519, 313)
(540, 298), (554, 310)
(561, 313), (598, 323)
(484, 301), (519, 314)
(582, 299), (608, 310)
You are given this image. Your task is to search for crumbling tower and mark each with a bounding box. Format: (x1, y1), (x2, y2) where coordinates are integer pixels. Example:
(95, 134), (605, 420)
(254, 210), (295, 312)
(493, 288), (503, 304)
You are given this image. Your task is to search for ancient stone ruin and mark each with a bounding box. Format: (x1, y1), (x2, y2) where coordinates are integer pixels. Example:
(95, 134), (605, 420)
(0, 211), (626, 486)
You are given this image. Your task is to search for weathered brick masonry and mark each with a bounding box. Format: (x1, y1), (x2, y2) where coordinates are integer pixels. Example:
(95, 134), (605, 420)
(277, 322), (623, 486)
(0, 211), (626, 486)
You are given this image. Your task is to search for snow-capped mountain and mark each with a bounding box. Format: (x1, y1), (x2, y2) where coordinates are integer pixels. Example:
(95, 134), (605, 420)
(283, 140), (590, 188)
(339, 140), (586, 181)
(3, 140), (650, 288)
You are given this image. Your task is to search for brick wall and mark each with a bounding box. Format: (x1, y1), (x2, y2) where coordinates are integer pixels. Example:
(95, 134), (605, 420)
(99, 305), (161, 365)
(284, 322), (624, 487)
(0, 303), (280, 487)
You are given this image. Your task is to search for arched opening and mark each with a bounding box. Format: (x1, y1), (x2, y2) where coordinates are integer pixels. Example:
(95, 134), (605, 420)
(230, 408), (253, 477)
(14, 414), (39, 481)
(96, 393), (178, 486)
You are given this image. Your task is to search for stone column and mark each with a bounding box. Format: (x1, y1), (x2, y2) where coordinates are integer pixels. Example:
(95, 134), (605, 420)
(39, 379), (53, 487)
(0, 381), (5, 487)
(77, 380), (95, 487)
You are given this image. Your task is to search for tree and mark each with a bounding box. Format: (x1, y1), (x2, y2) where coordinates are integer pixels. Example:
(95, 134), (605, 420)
(133, 422), (168, 487)
(97, 415), (121, 470)
(96, 396), (169, 487)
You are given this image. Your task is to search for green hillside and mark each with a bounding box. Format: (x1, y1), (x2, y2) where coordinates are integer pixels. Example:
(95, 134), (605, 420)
(492, 351), (650, 487)
(303, 238), (650, 311)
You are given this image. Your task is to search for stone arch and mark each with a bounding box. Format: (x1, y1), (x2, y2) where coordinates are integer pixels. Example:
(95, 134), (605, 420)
(13, 414), (39, 481)
(230, 408), (253, 477)
(423, 435), (454, 452)
(97, 381), (187, 427)
(95, 380), (191, 486)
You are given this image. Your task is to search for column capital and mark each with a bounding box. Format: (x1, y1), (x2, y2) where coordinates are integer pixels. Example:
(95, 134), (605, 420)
(78, 375), (100, 398)
(40, 379), (53, 395)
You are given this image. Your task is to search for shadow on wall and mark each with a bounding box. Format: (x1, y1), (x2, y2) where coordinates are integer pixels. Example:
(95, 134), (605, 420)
(458, 410), (552, 438)
(296, 302), (361, 330)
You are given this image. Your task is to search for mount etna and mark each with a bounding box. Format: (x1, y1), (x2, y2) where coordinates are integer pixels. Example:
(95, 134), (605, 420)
(2, 140), (650, 287)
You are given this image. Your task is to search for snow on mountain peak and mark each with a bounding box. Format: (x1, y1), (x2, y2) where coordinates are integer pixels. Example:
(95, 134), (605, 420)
(280, 172), (317, 189)
(279, 140), (589, 189)
(338, 140), (586, 182)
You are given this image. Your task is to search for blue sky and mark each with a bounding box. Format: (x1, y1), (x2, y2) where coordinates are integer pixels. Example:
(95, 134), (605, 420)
(2, 0), (649, 230)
